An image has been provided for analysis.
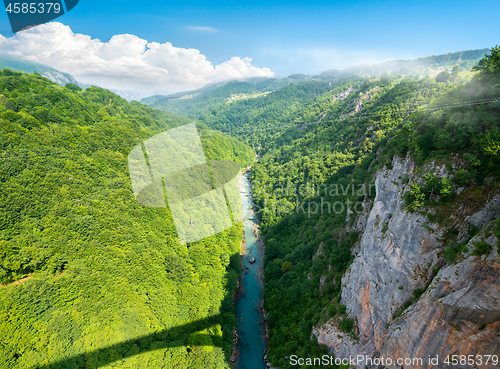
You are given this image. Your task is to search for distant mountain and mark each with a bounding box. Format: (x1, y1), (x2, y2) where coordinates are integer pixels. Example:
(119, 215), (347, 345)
(0, 57), (145, 101)
(140, 74), (322, 118)
(142, 48), (489, 121)
(141, 78), (287, 117)
(108, 89), (143, 102)
(73, 82), (142, 102)
(322, 47), (490, 78)
(0, 55), (79, 86)
(141, 80), (230, 107)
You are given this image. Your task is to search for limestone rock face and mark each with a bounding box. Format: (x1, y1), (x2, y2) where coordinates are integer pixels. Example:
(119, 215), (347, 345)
(383, 258), (500, 367)
(314, 155), (500, 368)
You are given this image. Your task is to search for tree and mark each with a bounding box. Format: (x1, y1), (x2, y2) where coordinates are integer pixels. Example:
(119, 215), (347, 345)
(404, 184), (425, 211)
(65, 83), (82, 92)
(439, 177), (454, 202)
(474, 128), (500, 156)
(435, 71), (450, 83)
(281, 261), (293, 273)
(422, 173), (441, 202)
(472, 46), (500, 85)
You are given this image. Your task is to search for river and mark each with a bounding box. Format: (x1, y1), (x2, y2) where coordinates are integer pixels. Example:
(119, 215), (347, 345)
(234, 170), (267, 369)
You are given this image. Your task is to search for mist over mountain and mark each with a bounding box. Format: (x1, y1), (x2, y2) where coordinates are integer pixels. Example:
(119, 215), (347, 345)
(332, 47), (490, 77)
(0, 55), (79, 86)
(142, 47), (488, 118)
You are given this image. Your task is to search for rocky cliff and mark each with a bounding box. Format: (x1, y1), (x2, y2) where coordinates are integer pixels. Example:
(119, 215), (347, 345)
(313, 155), (500, 368)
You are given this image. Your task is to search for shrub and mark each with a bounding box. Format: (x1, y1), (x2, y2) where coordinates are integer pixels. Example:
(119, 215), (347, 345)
(472, 241), (492, 256)
(463, 152), (481, 166)
(404, 184), (425, 211)
(338, 305), (347, 315)
(319, 311), (327, 323)
(444, 242), (467, 264)
(452, 169), (472, 186)
(443, 227), (459, 239)
(467, 223), (480, 239)
(422, 173), (441, 202)
(413, 288), (425, 299)
(495, 219), (500, 250)
(439, 177), (454, 202)
(327, 304), (337, 318)
(339, 318), (354, 333)
(423, 223), (433, 232)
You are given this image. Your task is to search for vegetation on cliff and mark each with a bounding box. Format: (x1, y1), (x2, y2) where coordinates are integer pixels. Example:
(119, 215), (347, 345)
(244, 47), (498, 368)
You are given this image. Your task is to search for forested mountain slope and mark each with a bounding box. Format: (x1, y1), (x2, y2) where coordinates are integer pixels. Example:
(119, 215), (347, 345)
(0, 70), (254, 368)
(196, 47), (500, 368)
(141, 76), (317, 123)
(146, 77), (371, 148)
(0, 56), (79, 86)
(143, 48), (488, 150)
(337, 47), (489, 78)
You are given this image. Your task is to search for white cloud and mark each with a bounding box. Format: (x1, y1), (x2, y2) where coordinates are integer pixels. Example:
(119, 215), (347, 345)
(0, 22), (274, 97)
(186, 26), (218, 32)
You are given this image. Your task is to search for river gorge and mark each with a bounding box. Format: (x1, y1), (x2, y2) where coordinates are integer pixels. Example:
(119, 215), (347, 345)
(234, 170), (268, 369)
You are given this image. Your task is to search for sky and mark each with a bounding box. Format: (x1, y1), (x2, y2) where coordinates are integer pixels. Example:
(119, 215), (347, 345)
(0, 0), (499, 97)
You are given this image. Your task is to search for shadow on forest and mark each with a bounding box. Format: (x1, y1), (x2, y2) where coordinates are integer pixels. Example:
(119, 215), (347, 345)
(27, 233), (243, 369)
(35, 313), (225, 369)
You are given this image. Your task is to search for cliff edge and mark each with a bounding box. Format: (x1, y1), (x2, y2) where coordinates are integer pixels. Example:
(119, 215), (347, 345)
(313, 155), (500, 369)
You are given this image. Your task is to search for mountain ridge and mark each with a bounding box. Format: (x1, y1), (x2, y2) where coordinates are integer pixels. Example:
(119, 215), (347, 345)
(142, 47), (489, 109)
(0, 55), (79, 86)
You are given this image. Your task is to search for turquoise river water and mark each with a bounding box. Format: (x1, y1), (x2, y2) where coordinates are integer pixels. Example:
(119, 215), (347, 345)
(234, 170), (267, 369)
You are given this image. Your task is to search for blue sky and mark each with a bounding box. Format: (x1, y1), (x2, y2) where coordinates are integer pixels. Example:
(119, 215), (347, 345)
(0, 0), (498, 96)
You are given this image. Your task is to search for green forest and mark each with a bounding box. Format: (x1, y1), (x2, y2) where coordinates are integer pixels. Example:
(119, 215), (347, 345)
(0, 71), (254, 368)
(147, 46), (499, 368)
(1, 45), (499, 369)
(144, 48), (489, 150)
(253, 46), (500, 368)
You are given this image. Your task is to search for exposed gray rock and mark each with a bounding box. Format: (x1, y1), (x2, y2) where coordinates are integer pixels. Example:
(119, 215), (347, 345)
(356, 215), (367, 231)
(460, 195), (500, 240)
(337, 155), (441, 356)
(382, 258), (500, 368)
(42, 70), (79, 86)
(313, 154), (500, 368)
